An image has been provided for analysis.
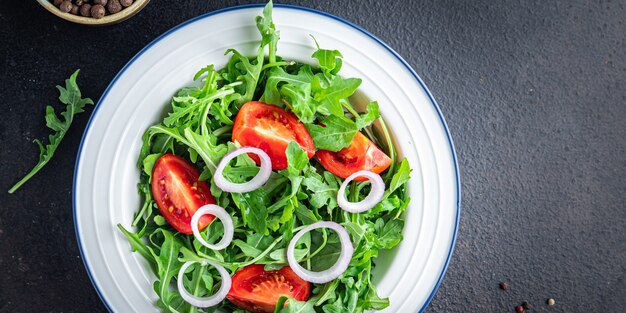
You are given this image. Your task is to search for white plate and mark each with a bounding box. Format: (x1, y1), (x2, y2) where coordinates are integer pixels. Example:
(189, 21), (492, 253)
(73, 4), (460, 313)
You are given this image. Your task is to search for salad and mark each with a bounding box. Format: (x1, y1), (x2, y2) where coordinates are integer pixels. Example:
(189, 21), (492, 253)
(118, 2), (411, 312)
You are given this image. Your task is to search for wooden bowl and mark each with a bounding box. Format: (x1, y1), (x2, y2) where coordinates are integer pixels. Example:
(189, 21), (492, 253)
(37, 0), (150, 26)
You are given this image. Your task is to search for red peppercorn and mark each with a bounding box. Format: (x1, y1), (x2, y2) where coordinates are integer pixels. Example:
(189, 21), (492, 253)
(93, 0), (107, 5)
(53, 0), (64, 6)
(515, 305), (524, 313)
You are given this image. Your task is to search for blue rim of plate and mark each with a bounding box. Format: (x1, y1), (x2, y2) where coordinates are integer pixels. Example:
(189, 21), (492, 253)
(73, 3), (461, 313)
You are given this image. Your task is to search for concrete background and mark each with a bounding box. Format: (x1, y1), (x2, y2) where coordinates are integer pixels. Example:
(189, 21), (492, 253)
(1, 1), (624, 312)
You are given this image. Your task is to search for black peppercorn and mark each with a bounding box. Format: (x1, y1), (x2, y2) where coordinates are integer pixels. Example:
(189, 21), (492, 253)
(53, 0), (64, 6)
(90, 4), (105, 18)
(70, 4), (79, 14)
(499, 282), (509, 290)
(75, 0), (84, 5)
(93, 0), (107, 6)
(107, 0), (122, 14)
(59, 0), (73, 12)
(521, 302), (532, 310)
(79, 3), (92, 16)
(120, 0), (132, 7)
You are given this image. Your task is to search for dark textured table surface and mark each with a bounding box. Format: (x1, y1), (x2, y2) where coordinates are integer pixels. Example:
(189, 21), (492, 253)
(1, 1), (625, 312)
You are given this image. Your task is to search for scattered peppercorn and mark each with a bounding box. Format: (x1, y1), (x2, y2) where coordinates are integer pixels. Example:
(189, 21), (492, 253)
(547, 298), (555, 306)
(79, 3), (92, 16)
(90, 4), (105, 18)
(107, 0), (122, 14)
(499, 282), (509, 290)
(50, 0), (135, 18)
(522, 301), (532, 310)
(515, 305), (524, 313)
(59, 0), (73, 12)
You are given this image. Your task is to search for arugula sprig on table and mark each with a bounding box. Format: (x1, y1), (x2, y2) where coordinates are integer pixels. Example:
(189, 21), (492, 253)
(8, 70), (93, 193)
(118, 2), (411, 312)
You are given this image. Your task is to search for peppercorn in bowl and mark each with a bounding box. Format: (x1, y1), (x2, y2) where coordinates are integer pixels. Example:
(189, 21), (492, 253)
(37, 0), (150, 25)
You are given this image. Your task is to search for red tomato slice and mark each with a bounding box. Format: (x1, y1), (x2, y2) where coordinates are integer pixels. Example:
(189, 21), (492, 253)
(232, 101), (315, 170)
(151, 154), (216, 234)
(227, 264), (311, 313)
(316, 131), (392, 181)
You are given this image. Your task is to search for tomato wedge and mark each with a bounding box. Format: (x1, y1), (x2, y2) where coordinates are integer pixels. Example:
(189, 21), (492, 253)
(316, 131), (392, 181)
(232, 101), (315, 170)
(227, 264), (310, 313)
(151, 154), (216, 234)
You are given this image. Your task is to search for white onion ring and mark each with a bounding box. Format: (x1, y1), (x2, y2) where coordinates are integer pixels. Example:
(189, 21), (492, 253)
(177, 260), (232, 308)
(287, 221), (354, 284)
(214, 147), (272, 193)
(191, 204), (234, 250)
(337, 170), (385, 213)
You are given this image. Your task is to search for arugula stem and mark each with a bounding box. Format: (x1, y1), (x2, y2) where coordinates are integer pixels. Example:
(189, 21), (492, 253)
(300, 228), (327, 262)
(379, 116), (397, 183)
(281, 99), (294, 111)
(8, 162), (47, 193)
(238, 236), (282, 267)
(341, 100), (360, 118)
(212, 125), (232, 138)
(261, 61), (292, 71)
(269, 41), (277, 64)
(200, 89), (235, 136)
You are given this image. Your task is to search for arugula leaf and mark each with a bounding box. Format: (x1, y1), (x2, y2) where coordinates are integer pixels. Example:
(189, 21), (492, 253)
(302, 174), (337, 209)
(362, 283), (390, 310)
(231, 188), (270, 234)
(274, 297), (316, 313)
(311, 36), (343, 76)
(142, 153), (162, 176)
(9, 70), (93, 193)
(355, 101), (380, 129)
(183, 129), (228, 174)
(388, 158), (411, 194)
(375, 218), (404, 249)
(268, 248), (307, 263)
(281, 83), (316, 123)
(224, 48), (264, 105)
(311, 75), (361, 117)
(117, 224), (157, 270)
(263, 66), (313, 105)
(150, 229), (185, 310)
(306, 115), (358, 151)
(256, 0), (280, 63)
(295, 204), (318, 225)
(284, 141), (308, 177)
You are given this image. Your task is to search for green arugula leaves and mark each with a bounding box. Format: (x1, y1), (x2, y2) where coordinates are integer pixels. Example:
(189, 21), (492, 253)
(9, 70), (93, 193)
(119, 2), (412, 312)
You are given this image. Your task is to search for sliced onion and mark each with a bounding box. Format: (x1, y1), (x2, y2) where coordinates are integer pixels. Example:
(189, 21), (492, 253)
(177, 259), (231, 308)
(191, 204), (234, 250)
(337, 170), (385, 213)
(287, 221), (354, 284)
(214, 147), (272, 193)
